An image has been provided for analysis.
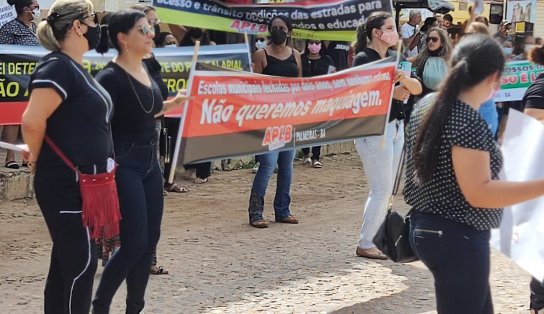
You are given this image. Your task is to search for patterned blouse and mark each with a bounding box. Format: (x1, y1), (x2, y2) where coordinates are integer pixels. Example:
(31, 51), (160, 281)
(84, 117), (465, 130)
(0, 18), (39, 46)
(404, 95), (503, 230)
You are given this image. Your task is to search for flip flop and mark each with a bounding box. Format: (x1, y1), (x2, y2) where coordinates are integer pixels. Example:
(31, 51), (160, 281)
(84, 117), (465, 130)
(5, 161), (19, 169)
(150, 265), (169, 275)
(164, 183), (189, 193)
(194, 177), (208, 184)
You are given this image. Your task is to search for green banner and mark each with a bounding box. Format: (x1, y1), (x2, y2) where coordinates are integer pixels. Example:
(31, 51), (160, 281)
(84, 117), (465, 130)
(495, 61), (544, 102)
(153, 0), (393, 41)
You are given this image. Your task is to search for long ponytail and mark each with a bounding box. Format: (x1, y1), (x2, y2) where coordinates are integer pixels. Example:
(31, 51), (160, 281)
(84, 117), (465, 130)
(414, 60), (468, 183)
(354, 12), (392, 55)
(413, 34), (505, 184)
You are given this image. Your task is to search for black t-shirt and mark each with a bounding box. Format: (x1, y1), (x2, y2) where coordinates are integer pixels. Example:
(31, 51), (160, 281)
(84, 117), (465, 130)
(95, 62), (163, 140)
(29, 51), (114, 209)
(325, 41), (350, 71)
(301, 54), (335, 78)
(352, 47), (404, 122)
(404, 95), (503, 230)
(523, 73), (544, 110)
(143, 55), (168, 100)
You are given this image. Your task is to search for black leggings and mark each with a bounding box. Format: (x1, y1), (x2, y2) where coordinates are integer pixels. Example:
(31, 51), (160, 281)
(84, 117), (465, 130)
(40, 206), (98, 314)
(531, 277), (544, 310)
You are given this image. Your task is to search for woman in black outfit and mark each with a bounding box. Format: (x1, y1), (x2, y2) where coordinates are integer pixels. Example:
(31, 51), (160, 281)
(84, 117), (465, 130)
(173, 26), (215, 184)
(22, 1), (106, 312)
(523, 45), (544, 314)
(247, 15), (302, 228)
(92, 9), (186, 313)
(300, 39), (335, 168)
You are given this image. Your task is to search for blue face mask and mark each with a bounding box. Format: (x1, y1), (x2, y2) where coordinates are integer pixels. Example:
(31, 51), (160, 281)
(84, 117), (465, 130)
(503, 47), (513, 56)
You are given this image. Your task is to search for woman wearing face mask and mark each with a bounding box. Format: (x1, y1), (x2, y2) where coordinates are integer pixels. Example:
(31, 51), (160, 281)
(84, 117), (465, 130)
(21, 0), (107, 312)
(0, 0), (40, 170)
(248, 15), (302, 228)
(92, 9), (187, 313)
(405, 34), (544, 314)
(413, 27), (451, 97)
(300, 39), (335, 168)
(255, 35), (267, 50)
(157, 32), (177, 47)
(352, 11), (422, 259)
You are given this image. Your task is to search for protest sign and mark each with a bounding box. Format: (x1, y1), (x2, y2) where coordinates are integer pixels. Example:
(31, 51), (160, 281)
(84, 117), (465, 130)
(0, 0), (15, 28)
(153, 0), (393, 41)
(495, 60), (544, 102)
(172, 60), (396, 167)
(0, 44), (250, 125)
(491, 110), (544, 283)
(506, 0), (537, 24)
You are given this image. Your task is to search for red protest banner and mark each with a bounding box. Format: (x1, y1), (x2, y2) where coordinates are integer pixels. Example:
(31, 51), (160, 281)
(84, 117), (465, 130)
(176, 61), (396, 165)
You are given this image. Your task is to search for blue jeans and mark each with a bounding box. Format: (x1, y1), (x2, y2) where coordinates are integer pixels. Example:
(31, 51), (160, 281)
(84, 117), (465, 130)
(248, 149), (295, 222)
(93, 137), (164, 314)
(410, 212), (493, 314)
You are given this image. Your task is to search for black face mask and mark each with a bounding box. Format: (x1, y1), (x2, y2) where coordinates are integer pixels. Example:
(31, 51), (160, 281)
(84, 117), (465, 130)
(270, 28), (287, 45)
(83, 24), (101, 51)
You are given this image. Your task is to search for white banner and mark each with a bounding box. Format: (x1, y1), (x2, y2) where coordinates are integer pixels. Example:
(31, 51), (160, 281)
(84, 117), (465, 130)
(491, 110), (544, 282)
(0, 0), (15, 28)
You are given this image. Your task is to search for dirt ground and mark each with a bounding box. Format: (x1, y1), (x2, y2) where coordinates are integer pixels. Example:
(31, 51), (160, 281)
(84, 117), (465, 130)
(0, 152), (532, 313)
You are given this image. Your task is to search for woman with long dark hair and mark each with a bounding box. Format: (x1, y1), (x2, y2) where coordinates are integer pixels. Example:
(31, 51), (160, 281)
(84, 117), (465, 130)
(413, 27), (451, 97)
(91, 9), (186, 313)
(21, 0), (106, 312)
(300, 39), (335, 168)
(247, 14), (302, 228)
(352, 12), (422, 259)
(405, 35), (544, 313)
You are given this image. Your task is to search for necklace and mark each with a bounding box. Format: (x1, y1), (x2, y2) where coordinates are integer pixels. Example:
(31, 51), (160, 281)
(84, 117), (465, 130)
(126, 71), (155, 114)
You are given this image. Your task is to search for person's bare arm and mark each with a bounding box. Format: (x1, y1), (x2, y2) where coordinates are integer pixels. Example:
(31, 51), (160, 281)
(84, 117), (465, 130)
(396, 71), (422, 95)
(154, 89), (189, 118)
(294, 49), (303, 77)
(21, 88), (62, 165)
(452, 146), (544, 208)
(252, 49), (266, 74)
(525, 108), (544, 123)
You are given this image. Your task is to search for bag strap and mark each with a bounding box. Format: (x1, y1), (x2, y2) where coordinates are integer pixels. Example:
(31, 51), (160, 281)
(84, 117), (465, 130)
(44, 135), (77, 172)
(392, 148), (405, 197)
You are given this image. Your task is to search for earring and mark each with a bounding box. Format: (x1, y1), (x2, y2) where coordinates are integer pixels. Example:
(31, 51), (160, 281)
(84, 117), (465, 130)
(77, 32), (82, 37)
(125, 43), (129, 52)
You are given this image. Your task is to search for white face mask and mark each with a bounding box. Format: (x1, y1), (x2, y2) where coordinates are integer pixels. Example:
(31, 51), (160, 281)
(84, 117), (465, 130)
(165, 44), (177, 48)
(32, 8), (40, 17)
(525, 44), (535, 53)
(255, 41), (266, 50)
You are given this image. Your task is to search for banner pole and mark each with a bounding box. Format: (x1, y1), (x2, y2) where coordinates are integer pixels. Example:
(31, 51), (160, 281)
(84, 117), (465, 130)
(244, 33), (254, 73)
(168, 40), (201, 184)
(381, 40), (402, 149)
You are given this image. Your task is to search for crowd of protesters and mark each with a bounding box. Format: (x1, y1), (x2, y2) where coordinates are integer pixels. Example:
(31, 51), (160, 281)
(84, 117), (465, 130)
(3, 0), (544, 312)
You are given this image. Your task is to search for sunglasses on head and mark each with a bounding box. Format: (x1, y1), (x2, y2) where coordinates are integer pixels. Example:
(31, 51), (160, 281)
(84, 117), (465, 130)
(137, 24), (155, 36)
(426, 36), (439, 43)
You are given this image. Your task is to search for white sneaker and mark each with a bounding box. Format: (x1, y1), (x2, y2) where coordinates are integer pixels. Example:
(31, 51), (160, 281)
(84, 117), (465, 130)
(303, 157), (312, 164)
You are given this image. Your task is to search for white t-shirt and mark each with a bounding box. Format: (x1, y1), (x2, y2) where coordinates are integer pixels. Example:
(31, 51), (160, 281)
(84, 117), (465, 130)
(401, 22), (418, 57)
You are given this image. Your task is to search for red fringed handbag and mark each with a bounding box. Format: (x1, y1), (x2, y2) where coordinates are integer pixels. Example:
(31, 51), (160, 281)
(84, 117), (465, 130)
(44, 136), (121, 240)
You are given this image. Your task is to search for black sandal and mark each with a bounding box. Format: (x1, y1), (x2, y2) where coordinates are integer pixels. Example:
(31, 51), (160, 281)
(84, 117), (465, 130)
(5, 161), (19, 169)
(150, 265), (169, 275)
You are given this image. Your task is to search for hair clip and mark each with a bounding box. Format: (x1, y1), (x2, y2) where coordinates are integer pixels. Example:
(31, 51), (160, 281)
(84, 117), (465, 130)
(47, 12), (60, 25)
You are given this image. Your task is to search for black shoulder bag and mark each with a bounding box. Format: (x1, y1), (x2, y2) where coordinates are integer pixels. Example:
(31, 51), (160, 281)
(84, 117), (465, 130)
(372, 150), (418, 263)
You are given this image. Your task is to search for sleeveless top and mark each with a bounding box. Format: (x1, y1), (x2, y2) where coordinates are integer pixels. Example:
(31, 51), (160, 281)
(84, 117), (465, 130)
(263, 48), (299, 78)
